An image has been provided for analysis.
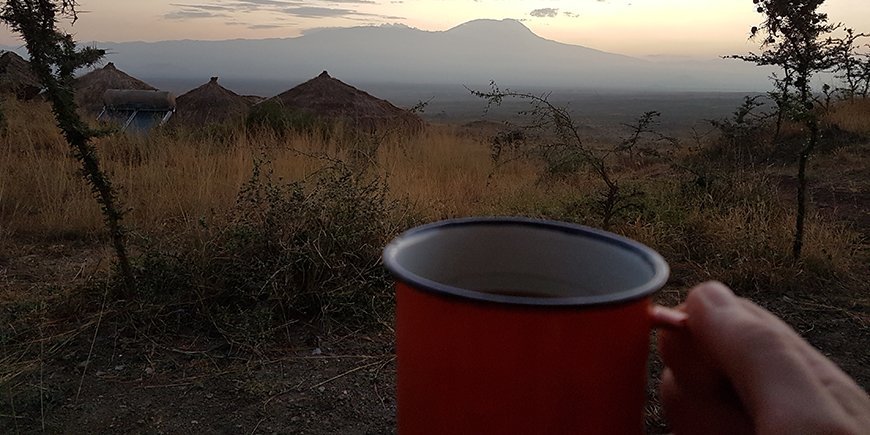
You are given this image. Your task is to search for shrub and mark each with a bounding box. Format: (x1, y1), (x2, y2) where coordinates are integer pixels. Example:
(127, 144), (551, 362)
(246, 100), (321, 135)
(127, 156), (411, 347)
(703, 95), (776, 165)
(624, 170), (863, 297)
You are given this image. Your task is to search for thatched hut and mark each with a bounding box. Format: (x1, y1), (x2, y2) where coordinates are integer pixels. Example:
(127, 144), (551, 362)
(268, 71), (424, 135)
(0, 51), (41, 100)
(74, 62), (156, 113)
(174, 77), (252, 126)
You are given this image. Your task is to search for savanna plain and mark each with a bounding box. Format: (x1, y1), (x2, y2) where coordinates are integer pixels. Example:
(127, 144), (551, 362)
(0, 93), (868, 433)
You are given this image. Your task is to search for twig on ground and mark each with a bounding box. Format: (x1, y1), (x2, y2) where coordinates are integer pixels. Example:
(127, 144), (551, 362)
(38, 301), (45, 431)
(782, 295), (869, 325)
(5, 381), (22, 434)
(309, 356), (394, 390)
(261, 379), (306, 409)
(377, 319), (395, 334)
(70, 262), (86, 282)
(141, 382), (195, 389)
(75, 279), (111, 403)
(249, 415), (268, 435)
(372, 355), (396, 412)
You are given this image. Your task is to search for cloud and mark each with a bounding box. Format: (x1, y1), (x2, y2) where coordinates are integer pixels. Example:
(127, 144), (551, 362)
(563, 11), (580, 18)
(164, 9), (227, 19)
(248, 23), (287, 29)
(530, 8), (559, 18)
(164, 0), (405, 29)
(229, 0), (302, 7)
(279, 6), (356, 18)
(169, 3), (236, 11)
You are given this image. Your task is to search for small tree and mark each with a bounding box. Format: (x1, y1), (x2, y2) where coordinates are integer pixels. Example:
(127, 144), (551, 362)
(768, 68), (796, 145)
(832, 28), (870, 99)
(730, 0), (839, 260)
(709, 95), (770, 157)
(1, 1), (134, 291)
(473, 83), (675, 230)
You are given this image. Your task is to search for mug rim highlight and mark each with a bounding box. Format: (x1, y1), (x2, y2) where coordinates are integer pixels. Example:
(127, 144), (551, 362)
(383, 217), (670, 307)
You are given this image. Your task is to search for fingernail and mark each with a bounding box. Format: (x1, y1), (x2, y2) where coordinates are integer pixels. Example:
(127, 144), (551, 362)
(695, 281), (736, 308)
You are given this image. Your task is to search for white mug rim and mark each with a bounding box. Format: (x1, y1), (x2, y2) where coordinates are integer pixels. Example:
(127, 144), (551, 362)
(383, 217), (670, 307)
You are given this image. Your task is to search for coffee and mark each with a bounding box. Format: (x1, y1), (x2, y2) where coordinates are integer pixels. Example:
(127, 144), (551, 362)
(483, 289), (561, 298)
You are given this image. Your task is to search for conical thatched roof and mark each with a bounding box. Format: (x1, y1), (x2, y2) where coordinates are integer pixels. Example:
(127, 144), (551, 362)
(174, 77), (252, 126)
(0, 51), (41, 100)
(269, 71), (424, 134)
(74, 62), (156, 112)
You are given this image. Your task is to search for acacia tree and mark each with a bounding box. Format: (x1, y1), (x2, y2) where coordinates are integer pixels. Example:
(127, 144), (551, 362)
(768, 68), (795, 145)
(1, 1), (134, 292)
(473, 83), (676, 230)
(731, 0), (839, 260)
(832, 28), (870, 99)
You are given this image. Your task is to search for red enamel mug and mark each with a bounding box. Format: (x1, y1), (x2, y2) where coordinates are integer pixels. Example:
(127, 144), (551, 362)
(383, 217), (670, 435)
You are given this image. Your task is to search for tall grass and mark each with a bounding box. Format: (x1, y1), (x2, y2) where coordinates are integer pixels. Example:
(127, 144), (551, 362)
(1, 96), (867, 435)
(826, 97), (870, 134)
(1, 98), (866, 301)
(0, 102), (536, 236)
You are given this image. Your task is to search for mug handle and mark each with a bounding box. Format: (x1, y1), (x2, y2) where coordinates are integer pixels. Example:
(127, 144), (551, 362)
(650, 304), (688, 330)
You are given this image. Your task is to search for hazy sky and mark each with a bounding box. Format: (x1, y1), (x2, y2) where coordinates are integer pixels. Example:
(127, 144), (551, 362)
(2, 0), (869, 57)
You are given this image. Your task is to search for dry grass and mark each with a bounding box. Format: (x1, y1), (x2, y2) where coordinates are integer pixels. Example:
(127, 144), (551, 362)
(0, 106), (322, 236)
(1, 98), (867, 298)
(825, 97), (870, 134)
(380, 125), (549, 219)
(1, 95), (868, 432)
(0, 101), (548, 238)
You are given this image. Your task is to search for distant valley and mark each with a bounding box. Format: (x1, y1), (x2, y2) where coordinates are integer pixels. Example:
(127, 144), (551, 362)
(3, 19), (772, 96)
(3, 19), (777, 128)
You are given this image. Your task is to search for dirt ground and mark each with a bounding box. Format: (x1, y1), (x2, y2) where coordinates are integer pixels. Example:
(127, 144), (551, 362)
(1, 238), (867, 435)
(19, 328), (397, 434)
(0, 240), (397, 434)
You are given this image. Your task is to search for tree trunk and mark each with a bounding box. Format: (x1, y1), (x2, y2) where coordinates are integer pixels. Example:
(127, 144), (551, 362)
(792, 118), (818, 260)
(772, 108), (784, 146)
(6, 2), (135, 295)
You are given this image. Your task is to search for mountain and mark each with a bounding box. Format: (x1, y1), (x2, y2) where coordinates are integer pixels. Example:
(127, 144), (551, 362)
(1, 19), (771, 95)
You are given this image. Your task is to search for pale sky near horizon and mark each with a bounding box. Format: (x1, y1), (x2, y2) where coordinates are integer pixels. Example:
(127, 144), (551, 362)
(1, 0), (869, 57)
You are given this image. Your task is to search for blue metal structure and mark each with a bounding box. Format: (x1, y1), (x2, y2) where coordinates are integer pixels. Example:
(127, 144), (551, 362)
(97, 89), (176, 133)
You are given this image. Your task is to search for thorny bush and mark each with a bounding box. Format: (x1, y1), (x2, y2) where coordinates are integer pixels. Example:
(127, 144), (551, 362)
(127, 157), (410, 348)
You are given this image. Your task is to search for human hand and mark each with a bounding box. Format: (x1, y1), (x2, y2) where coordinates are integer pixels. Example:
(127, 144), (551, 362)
(658, 282), (870, 434)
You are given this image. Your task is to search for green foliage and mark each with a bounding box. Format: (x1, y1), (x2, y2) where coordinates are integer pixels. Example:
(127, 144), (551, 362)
(246, 100), (321, 135)
(705, 95), (774, 164)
